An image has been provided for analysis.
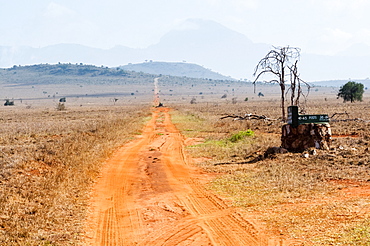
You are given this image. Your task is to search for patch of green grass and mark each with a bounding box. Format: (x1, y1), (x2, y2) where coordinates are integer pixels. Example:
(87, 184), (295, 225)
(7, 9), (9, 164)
(195, 130), (255, 149)
(195, 130), (255, 147)
(228, 130), (254, 143)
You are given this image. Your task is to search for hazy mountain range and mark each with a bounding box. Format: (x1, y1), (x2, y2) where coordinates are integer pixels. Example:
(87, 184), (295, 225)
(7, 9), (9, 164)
(121, 62), (232, 80)
(1, 18), (370, 83)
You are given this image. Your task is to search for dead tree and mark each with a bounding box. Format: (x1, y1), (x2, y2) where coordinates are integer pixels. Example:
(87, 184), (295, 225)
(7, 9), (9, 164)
(253, 46), (308, 121)
(289, 60), (310, 108)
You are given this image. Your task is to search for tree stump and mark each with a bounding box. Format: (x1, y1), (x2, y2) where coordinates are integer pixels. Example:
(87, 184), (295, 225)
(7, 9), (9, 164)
(281, 123), (331, 152)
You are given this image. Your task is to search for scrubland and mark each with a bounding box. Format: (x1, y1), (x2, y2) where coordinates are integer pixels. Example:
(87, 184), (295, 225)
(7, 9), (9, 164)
(0, 105), (149, 245)
(1, 66), (370, 245)
(170, 98), (370, 245)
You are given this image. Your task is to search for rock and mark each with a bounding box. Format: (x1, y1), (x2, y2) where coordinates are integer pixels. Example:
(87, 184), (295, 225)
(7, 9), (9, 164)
(302, 153), (310, 158)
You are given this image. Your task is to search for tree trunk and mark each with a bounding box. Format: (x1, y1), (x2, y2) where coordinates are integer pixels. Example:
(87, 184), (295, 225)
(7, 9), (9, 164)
(281, 84), (286, 121)
(281, 123), (332, 152)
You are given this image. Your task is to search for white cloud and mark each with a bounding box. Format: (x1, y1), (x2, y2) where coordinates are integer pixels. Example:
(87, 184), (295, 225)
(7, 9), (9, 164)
(43, 2), (75, 19)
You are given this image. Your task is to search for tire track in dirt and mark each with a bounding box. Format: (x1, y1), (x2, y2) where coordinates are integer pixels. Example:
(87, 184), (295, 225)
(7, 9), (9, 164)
(84, 79), (291, 245)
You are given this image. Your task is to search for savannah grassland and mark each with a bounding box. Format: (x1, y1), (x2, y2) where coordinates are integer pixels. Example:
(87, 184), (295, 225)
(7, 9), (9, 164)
(1, 65), (370, 245)
(170, 97), (370, 245)
(0, 105), (151, 245)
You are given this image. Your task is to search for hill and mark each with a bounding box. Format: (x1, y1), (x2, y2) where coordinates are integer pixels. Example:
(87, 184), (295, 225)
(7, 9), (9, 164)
(0, 63), (157, 86)
(0, 63), (257, 108)
(121, 62), (232, 80)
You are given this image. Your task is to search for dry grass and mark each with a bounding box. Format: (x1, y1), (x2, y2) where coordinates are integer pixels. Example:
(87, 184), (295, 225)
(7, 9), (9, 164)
(0, 105), (150, 245)
(2, 93), (370, 245)
(171, 99), (370, 245)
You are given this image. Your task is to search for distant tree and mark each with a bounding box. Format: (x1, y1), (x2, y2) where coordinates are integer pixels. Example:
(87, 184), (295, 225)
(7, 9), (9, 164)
(337, 81), (364, 103)
(4, 99), (14, 106)
(253, 46), (310, 121)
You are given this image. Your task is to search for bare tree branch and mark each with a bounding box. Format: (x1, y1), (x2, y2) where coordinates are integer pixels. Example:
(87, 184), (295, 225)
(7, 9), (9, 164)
(253, 46), (308, 121)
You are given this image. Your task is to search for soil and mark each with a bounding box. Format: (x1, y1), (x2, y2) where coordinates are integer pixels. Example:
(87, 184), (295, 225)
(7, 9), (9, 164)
(83, 106), (292, 246)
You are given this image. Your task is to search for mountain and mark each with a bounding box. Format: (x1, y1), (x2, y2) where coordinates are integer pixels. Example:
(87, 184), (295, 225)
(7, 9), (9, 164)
(145, 19), (269, 80)
(0, 19), (270, 80)
(1, 18), (370, 82)
(121, 61), (233, 80)
(310, 79), (370, 88)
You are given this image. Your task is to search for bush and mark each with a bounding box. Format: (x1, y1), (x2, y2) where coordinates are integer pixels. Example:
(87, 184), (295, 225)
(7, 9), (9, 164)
(4, 99), (14, 106)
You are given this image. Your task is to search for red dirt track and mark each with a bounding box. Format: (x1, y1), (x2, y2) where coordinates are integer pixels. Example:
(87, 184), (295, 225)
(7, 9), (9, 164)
(84, 107), (289, 245)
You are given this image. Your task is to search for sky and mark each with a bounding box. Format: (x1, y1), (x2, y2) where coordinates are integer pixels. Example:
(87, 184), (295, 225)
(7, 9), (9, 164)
(1, 0), (370, 56)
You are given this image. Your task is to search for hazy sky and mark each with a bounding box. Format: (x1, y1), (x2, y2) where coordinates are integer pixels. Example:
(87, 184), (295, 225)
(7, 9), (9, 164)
(1, 0), (370, 55)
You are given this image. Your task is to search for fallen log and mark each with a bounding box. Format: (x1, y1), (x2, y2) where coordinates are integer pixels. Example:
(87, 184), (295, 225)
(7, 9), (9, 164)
(220, 113), (277, 121)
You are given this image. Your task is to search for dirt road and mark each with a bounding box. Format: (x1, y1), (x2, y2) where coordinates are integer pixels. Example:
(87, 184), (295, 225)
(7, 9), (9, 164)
(84, 106), (288, 245)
